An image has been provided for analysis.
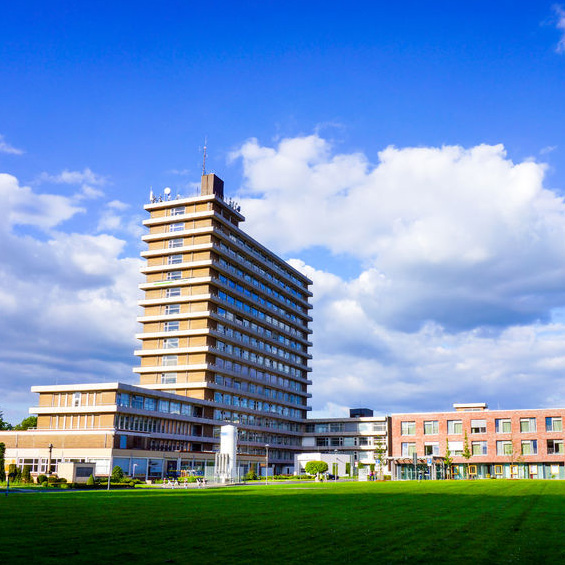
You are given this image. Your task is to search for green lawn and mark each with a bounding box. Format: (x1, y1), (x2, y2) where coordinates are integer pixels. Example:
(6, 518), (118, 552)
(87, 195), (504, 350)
(2, 480), (564, 564)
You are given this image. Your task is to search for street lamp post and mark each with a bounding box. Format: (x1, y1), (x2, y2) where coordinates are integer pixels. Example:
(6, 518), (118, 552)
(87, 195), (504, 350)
(265, 444), (270, 485)
(47, 443), (53, 476)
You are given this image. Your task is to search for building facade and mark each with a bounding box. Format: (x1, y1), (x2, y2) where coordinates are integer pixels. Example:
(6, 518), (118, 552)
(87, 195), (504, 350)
(135, 174), (313, 471)
(390, 403), (565, 480)
(300, 409), (391, 475)
(2, 382), (262, 480)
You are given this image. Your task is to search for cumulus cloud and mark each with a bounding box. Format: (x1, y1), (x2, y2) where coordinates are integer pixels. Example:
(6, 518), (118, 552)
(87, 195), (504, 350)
(0, 134), (24, 155)
(0, 173), (142, 423)
(0, 173), (85, 230)
(233, 134), (565, 413)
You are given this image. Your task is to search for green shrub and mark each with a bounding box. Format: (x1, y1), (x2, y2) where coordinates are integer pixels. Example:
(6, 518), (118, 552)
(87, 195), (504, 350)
(59, 483), (70, 489)
(111, 466), (125, 482)
(22, 465), (32, 483)
(244, 469), (258, 481)
(346, 462), (351, 476)
(37, 474), (47, 485)
(41, 481), (48, 487)
(86, 474), (95, 486)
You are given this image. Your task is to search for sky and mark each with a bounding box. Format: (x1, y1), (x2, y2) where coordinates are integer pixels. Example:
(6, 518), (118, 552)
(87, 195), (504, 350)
(1, 1), (565, 423)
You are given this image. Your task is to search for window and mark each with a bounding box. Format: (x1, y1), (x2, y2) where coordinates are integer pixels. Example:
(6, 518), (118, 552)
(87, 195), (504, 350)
(162, 355), (178, 366)
(472, 441), (487, 456)
(116, 393), (130, 407)
(163, 338), (179, 349)
(401, 421), (415, 436)
(165, 304), (180, 315)
(424, 443), (439, 456)
(496, 440), (513, 456)
(72, 392), (81, 407)
(170, 401), (181, 414)
(158, 400), (169, 413)
(144, 397), (157, 411)
(495, 419), (512, 433)
(401, 443), (416, 457)
(170, 223), (184, 232)
(469, 465), (477, 476)
(168, 254), (183, 265)
(168, 238), (183, 248)
(494, 465), (503, 475)
(546, 417), (563, 432)
(547, 439), (564, 454)
(424, 421), (439, 435)
(165, 287), (181, 298)
(171, 206), (185, 216)
(521, 440), (538, 455)
(167, 271), (182, 281)
(131, 395), (144, 409)
(164, 321), (180, 332)
(471, 420), (487, 434)
(520, 418), (537, 433)
(161, 373), (177, 385)
(447, 420), (463, 435)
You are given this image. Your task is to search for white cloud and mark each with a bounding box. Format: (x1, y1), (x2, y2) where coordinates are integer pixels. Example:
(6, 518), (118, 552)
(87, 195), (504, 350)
(38, 167), (108, 186)
(555, 5), (565, 53)
(232, 134), (565, 413)
(0, 172), (142, 422)
(0, 173), (85, 230)
(97, 200), (144, 239)
(0, 134), (24, 155)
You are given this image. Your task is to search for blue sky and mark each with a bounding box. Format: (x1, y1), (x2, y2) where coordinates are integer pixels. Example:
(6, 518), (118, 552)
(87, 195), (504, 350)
(1, 1), (565, 422)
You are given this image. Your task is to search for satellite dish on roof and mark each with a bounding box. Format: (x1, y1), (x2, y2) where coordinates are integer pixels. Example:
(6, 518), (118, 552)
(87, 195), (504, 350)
(164, 187), (171, 195)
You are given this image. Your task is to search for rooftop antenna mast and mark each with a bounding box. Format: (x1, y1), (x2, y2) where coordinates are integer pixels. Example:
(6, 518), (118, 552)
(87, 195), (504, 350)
(202, 137), (208, 176)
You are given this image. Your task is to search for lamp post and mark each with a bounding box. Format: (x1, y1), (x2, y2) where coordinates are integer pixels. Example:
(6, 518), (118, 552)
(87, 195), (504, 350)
(265, 444), (270, 485)
(132, 463), (138, 478)
(47, 443), (53, 476)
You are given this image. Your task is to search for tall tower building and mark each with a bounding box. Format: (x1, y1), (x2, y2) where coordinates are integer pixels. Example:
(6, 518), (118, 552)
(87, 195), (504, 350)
(134, 174), (313, 471)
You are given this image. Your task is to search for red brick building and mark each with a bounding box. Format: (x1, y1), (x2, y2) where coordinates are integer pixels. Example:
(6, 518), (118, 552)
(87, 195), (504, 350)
(390, 403), (565, 480)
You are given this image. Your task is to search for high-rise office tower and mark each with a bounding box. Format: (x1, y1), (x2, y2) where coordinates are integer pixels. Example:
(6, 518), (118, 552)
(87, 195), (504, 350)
(134, 174), (313, 471)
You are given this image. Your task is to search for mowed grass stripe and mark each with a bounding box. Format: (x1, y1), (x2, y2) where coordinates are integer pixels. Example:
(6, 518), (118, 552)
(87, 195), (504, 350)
(2, 481), (565, 564)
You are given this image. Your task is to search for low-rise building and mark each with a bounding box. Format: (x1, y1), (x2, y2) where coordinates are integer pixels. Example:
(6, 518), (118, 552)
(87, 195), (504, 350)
(390, 403), (565, 480)
(0, 382), (262, 480)
(301, 409), (391, 476)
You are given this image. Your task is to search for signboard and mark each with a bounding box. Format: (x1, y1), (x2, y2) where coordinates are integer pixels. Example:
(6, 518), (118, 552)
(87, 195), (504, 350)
(427, 457), (433, 467)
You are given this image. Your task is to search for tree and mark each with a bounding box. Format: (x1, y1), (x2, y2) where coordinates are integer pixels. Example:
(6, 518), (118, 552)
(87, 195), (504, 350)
(444, 439), (453, 480)
(0, 411), (12, 431)
(374, 438), (387, 480)
(462, 431), (472, 479)
(305, 461), (328, 480)
(0, 442), (5, 482)
(86, 474), (96, 486)
(111, 465), (125, 482)
(21, 465), (32, 483)
(14, 416), (37, 430)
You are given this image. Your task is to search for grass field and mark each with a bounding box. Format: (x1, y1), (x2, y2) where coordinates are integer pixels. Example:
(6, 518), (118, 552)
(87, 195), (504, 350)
(1, 480), (564, 564)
